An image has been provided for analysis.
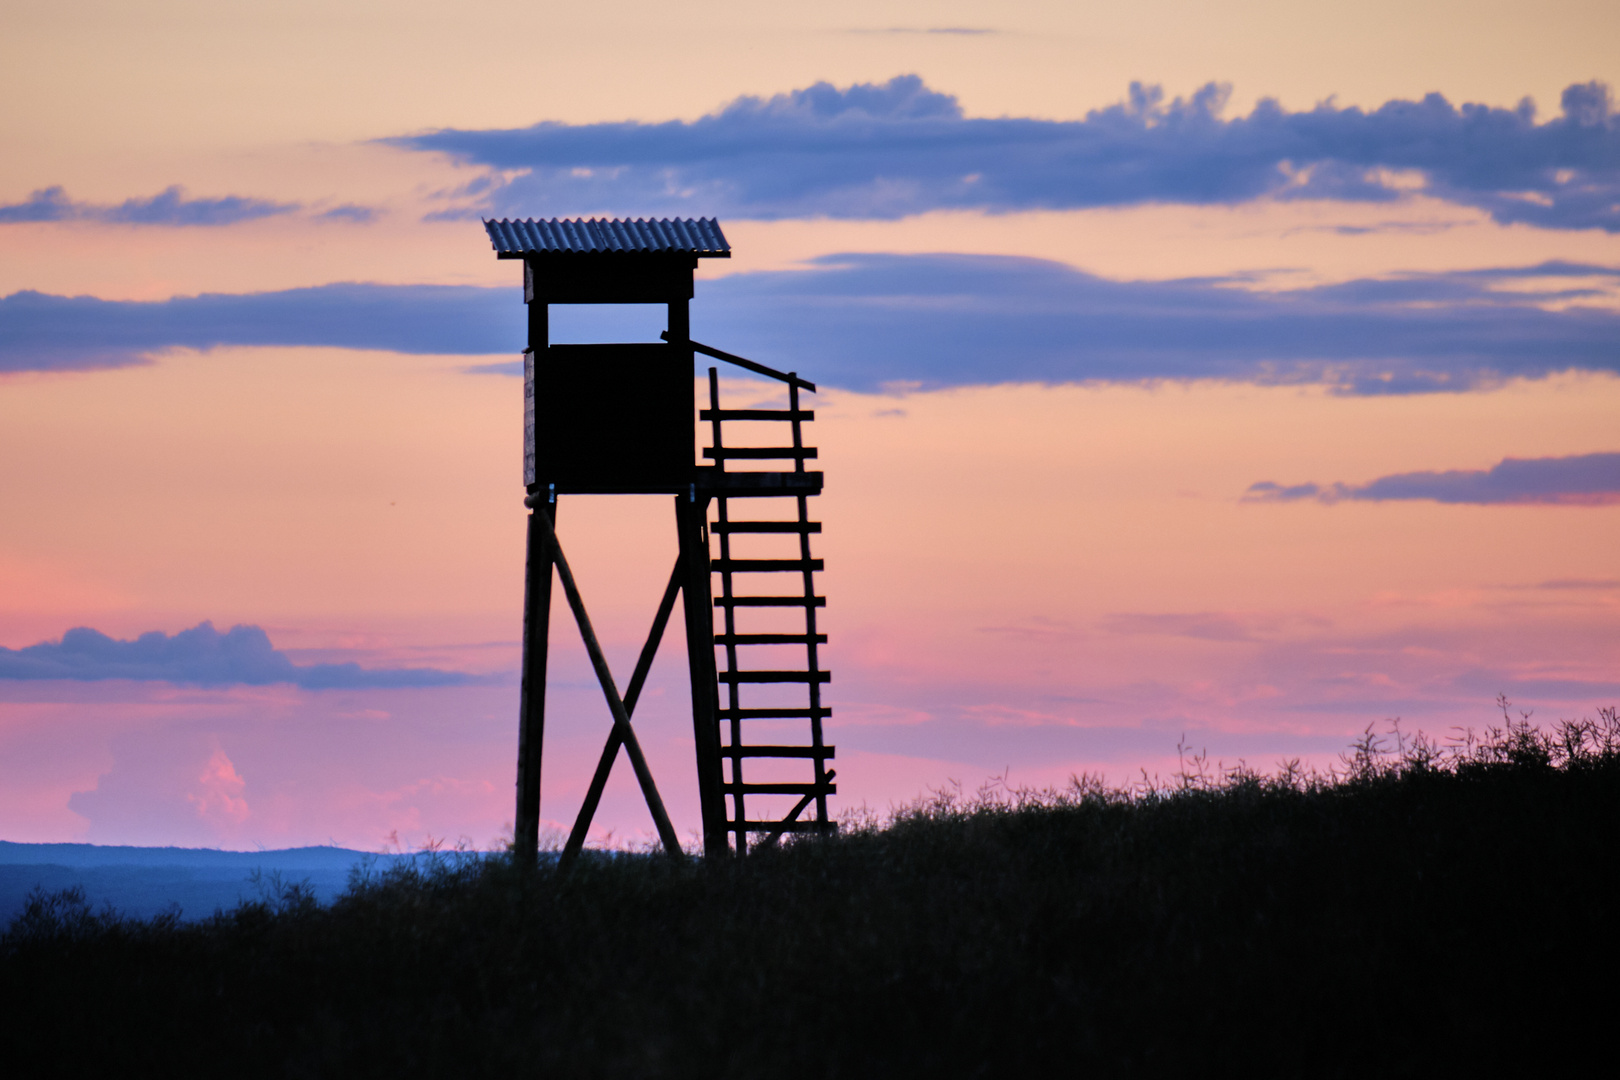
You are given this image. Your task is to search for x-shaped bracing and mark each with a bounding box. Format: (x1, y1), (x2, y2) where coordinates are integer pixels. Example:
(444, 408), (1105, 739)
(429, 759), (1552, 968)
(531, 509), (685, 867)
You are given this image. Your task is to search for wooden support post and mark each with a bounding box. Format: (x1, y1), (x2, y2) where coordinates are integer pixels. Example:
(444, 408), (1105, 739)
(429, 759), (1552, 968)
(669, 290), (727, 858)
(514, 279), (552, 865)
(514, 499), (554, 864)
(678, 493), (728, 857)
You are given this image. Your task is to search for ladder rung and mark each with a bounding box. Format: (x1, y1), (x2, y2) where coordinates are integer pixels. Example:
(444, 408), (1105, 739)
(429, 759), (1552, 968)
(711, 521), (820, 535)
(700, 409), (814, 422)
(712, 558), (822, 573)
(717, 707), (833, 719)
(724, 744), (835, 758)
(715, 595), (825, 608)
(733, 819), (836, 834)
(714, 633), (827, 645)
(725, 782), (837, 796)
(697, 471), (821, 496)
(705, 447), (817, 461)
(719, 670), (831, 684)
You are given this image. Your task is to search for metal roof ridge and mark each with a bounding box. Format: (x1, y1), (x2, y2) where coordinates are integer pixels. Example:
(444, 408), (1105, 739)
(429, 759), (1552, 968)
(483, 217), (729, 256)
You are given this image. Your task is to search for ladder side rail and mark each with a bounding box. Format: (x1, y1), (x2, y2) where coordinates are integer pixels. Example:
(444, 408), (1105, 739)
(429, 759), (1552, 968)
(790, 376), (832, 832)
(804, 497), (830, 831)
(708, 367), (747, 854)
(789, 377), (805, 476)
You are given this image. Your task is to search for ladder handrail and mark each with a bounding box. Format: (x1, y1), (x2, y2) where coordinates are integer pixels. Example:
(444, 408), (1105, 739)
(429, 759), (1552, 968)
(662, 332), (817, 392)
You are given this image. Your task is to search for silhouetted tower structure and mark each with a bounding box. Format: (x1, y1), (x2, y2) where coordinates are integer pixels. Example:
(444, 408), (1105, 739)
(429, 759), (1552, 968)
(487, 217), (834, 863)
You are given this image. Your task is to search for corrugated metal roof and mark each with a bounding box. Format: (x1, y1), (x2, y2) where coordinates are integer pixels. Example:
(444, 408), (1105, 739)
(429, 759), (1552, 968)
(484, 217), (730, 257)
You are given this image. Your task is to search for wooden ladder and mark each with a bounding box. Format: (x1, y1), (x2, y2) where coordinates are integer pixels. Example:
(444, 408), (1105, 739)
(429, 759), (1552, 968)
(702, 364), (835, 853)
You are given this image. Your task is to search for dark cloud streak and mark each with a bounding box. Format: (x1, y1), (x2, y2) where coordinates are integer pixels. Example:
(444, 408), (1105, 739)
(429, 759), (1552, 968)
(0, 283), (521, 372)
(4, 256), (1618, 394)
(316, 204), (380, 224)
(0, 622), (480, 689)
(691, 255), (1620, 394)
(1246, 452), (1620, 506)
(0, 185), (300, 227)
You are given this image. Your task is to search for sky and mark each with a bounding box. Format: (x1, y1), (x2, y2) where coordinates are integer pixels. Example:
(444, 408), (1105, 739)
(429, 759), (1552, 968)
(1, 0), (1617, 852)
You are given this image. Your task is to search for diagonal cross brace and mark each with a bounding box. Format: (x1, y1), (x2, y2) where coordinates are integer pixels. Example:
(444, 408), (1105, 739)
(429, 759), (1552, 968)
(558, 558), (684, 871)
(754, 769), (836, 852)
(529, 505), (684, 859)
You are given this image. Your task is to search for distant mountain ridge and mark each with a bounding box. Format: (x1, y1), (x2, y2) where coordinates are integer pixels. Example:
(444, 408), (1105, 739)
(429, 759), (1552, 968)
(0, 840), (377, 869)
(0, 841), (401, 924)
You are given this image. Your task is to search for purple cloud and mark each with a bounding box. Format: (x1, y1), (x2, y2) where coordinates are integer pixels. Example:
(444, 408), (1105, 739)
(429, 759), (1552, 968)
(0, 282), (520, 373)
(316, 203), (380, 224)
(0, 185), (300, 227)
(0, 622), (480, 689)
(0, 186), (75, 223)
(392, 75), (1620, 230)
(1246, 452), (1620, 506)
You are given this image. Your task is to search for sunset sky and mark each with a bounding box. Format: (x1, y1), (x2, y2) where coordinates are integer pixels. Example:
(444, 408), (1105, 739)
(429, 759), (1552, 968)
(2, 0), (1617, 851)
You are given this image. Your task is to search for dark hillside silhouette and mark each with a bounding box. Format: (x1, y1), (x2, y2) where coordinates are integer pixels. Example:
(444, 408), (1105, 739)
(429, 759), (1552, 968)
(4, 704), (1616, 1076)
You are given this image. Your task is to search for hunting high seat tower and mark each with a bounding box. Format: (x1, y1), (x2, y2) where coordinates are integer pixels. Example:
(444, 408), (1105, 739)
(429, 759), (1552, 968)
(488, 217), (834, 863)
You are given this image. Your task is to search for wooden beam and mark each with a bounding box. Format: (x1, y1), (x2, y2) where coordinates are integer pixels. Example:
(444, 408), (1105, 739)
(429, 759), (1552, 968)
(513, 505), (554, 863)
(754, 771), (836, 851)
(513, 285), (551, 866)
(530, 506), (684, 859)
(661, 332), (816, 392)
(677, 493), (729, 857)
(558, 558), (684, 871)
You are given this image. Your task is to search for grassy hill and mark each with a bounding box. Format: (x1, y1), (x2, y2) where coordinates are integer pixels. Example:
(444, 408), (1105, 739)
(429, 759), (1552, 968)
(5, 704), (1617, 1077)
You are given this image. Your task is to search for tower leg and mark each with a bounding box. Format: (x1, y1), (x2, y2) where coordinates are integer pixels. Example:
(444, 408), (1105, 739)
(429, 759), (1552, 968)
(677, 493), (727, 857)
(514, 499), (555, 863)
